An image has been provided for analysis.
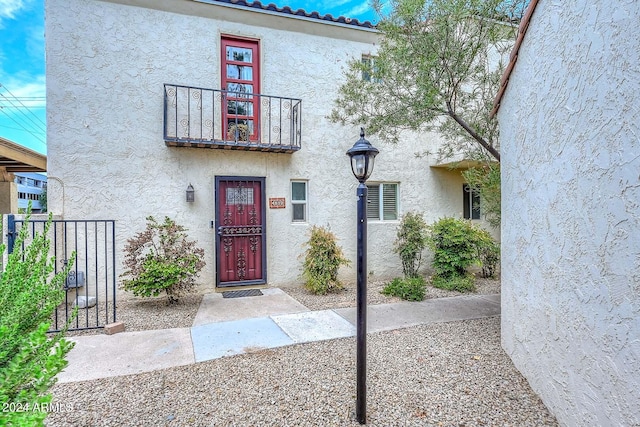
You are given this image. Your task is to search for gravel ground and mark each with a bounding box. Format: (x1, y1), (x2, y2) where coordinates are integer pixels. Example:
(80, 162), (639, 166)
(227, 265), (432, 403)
(62, 292), (204, 337)
(47, 317), (557, 426)
(62, 276), (500, 336)
(280, 277), (501, 311)
(47, 276), (558, 425)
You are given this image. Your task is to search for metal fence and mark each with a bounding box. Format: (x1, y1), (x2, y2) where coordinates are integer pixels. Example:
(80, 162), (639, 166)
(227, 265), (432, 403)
(164, 83), (302, 152)
(7, 216), (117, 332)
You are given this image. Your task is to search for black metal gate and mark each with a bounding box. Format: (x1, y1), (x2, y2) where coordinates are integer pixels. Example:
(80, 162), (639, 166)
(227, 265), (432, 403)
(7, 216), (117, 332)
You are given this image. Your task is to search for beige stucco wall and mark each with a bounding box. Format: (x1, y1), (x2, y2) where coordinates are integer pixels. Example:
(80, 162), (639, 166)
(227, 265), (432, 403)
(0, 181), (17, 214)
(498, 1), (640, 426)
(45, 0), (489, 294)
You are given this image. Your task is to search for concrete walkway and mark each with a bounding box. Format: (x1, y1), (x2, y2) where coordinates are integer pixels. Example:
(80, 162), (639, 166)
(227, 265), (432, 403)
(57, 289), (500, 383)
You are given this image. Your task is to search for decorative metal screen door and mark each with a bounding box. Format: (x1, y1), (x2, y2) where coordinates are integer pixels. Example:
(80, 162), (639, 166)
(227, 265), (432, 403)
(215, 177), (266, 287)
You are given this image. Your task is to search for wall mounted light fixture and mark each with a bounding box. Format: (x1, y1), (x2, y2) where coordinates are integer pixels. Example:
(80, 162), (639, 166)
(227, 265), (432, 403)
(186, 184), (195, 203)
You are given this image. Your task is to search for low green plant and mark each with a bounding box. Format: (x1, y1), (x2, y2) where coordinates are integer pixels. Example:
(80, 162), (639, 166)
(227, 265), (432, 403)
(120, 216), (205, 304)
(381, 276), (426, 301)
(431, 272), (476, 292)
(393, 211), (428, 278)
(301, 225), (350, 295)
(0, 211), (76, 426)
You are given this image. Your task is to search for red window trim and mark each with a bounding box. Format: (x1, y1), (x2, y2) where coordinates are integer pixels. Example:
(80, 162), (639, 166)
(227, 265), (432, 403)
(221, 35), (260, 142)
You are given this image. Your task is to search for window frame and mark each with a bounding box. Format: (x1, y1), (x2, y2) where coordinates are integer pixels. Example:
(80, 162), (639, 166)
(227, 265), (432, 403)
(361, 54), (379, 82)
(291, 180), (308, 223)
(366, 182), (398, 221)
(221, 35), (261, 141)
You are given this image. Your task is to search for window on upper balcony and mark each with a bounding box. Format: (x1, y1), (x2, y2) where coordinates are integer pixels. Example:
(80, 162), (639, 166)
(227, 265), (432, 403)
(362, 55), (379, 82)
(222, 36), (260, 142)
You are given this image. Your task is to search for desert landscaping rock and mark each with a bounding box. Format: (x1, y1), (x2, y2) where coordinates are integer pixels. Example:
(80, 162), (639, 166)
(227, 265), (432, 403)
(47, 317), (557, 426)
(47, 277), (558, 425)
(280, 277), (501, 312)
(72, 295), (96, 309)
(66, 277), (500, 335)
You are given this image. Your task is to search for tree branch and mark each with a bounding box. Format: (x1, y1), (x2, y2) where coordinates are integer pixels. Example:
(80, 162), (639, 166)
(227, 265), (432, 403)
(446, 101), (500, 161)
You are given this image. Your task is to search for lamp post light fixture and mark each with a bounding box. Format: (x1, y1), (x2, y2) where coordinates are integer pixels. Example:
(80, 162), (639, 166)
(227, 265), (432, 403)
(346, 127), (379, 425)
(186, 184), (195, 203)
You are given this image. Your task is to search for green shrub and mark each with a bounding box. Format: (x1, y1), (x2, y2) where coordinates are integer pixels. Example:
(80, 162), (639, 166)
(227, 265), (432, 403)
(301, 225), (350, 295)
(0, 212), (76, 426)
(393, 212), (428, 278)
(381, 276), (426, 301)
(121, 216), (205, 304)
(426, 217), (499, 291)
(431, 273), (476, 292)
(427, 217), (481, 278)
(476, 228), (500, 278)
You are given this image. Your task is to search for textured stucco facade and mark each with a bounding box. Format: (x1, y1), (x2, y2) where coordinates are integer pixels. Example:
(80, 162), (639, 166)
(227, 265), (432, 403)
(498, 1), (640, 426)
(45, 0), (487, 293)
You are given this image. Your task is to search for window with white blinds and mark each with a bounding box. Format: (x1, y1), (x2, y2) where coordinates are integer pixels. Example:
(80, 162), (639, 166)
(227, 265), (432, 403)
(366, 183), (398, 221)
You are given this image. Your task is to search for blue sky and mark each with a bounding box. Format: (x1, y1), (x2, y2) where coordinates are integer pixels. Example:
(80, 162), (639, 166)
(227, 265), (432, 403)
(0, 0), (382, 156)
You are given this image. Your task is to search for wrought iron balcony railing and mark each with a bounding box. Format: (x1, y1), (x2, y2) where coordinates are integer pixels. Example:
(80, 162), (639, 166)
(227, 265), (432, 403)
(164, 84), (302, 153)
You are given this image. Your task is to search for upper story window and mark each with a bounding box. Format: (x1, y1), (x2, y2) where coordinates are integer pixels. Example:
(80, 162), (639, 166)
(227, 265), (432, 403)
(222, 36), (260, 142)
(366, 183), (398, 221)
(463, 184), (481, 220)
(291, 181), (307, 222)
(361, 55), (377, 82)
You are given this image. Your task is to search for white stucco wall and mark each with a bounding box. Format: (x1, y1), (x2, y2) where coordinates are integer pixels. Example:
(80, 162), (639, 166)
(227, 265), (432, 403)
(498, 1), (640, 426)
(45, 0), (485, 293)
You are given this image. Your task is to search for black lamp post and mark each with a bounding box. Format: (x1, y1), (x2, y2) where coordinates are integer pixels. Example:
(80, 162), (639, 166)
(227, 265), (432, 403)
(346, 128), (379, 425)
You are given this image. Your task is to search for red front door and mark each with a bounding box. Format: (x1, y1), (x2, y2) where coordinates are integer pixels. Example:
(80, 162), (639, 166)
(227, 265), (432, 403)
(215, 177), (266, 287)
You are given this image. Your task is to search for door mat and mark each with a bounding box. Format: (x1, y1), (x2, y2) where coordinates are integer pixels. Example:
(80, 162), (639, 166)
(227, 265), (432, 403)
(222, 289), (264, 299)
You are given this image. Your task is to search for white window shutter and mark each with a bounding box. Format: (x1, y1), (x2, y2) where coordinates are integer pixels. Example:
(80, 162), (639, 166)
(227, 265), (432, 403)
(367, 185), (380, 219)
(382, 184), (398, 220)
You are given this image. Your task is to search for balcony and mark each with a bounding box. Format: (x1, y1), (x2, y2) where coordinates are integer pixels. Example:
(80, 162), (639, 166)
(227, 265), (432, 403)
(164, 84), (301, 153)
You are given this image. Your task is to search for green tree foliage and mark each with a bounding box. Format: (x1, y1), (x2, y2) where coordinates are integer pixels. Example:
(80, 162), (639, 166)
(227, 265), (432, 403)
(301, 225), (350, 295)
(38, 186), (47, 213)
(393, 211), (429, 278)
(0, 213), (76, 426)
(331, 0), (527, 226)
(120, 216), (205, 304)
(331, 0), (526, 160)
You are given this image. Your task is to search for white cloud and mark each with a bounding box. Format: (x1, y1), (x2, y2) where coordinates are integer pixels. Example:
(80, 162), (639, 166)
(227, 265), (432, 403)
(26, 21), (44, 61)
(325, 0), (351, 8)
(344, 2), (373, 18)
(0, 74), (46, 108)
(0, 0), (25, 24)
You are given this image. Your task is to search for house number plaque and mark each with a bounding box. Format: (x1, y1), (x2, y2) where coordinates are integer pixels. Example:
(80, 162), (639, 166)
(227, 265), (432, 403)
(269, 198), (286, 209)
